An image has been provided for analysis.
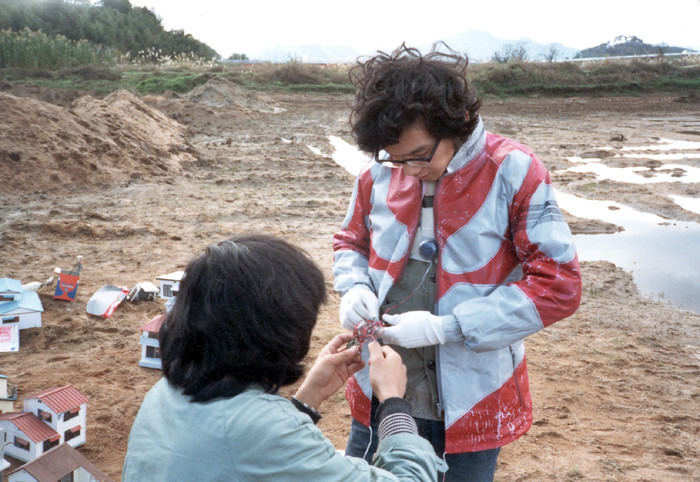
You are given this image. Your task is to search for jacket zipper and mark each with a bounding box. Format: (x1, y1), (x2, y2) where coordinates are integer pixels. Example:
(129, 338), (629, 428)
(433, 178), (446, 417)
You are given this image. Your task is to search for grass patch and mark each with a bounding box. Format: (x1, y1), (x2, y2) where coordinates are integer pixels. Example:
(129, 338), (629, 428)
(1, 54), (697, 97)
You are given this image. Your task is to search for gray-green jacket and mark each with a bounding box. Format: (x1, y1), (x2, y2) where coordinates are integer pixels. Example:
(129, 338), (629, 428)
(122, 378), (443, 481)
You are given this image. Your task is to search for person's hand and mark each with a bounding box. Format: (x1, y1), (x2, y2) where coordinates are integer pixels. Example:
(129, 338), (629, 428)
(380, 311), (447, 348)
(339, 285), (379, 331)
(368, 342), (406, 403)
(294, 333), (365, 409)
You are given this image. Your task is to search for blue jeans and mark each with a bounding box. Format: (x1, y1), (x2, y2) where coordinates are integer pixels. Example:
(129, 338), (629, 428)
(345, 416), (500, 482)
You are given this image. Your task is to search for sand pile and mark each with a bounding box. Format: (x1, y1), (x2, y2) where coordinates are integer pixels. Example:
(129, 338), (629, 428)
(0, 89), (196, 194)
(181, 76), (281, 112)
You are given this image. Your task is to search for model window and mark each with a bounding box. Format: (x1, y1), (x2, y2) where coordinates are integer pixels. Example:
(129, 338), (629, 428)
(63, 409), (79, 422)
(14, 436), (30, 451)
(146, 345), (161, 358)
(43, 438), (59, 452)
(59, 473), (74, 482)
(64, 426), (81, 442)
(38, 409), (52, 423)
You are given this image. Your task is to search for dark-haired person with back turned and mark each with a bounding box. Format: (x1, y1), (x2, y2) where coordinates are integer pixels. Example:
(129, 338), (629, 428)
(122, 234), (445, 481)
(333, 44), (582, 481)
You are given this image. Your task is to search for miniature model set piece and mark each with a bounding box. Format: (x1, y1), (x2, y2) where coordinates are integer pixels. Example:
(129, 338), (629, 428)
(86, 285), (129, 318)
(347, 319), (385, 348)
(0, 382), (89, 464)
(127, 282), (159, 302)
(138, 314), (165, 369)
(54, 256), (83, 302)
(0, 278), (44, 352)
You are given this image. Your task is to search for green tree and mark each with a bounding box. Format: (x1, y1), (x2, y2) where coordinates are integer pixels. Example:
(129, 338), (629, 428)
(228, 53), (249, 61)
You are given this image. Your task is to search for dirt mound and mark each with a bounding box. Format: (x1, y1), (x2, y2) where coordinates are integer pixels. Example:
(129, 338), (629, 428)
(0, 90), (196, 195)
(180, 76), (281, 112)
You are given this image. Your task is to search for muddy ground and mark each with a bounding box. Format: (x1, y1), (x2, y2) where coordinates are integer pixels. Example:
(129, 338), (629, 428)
(1, 80), (699, 481)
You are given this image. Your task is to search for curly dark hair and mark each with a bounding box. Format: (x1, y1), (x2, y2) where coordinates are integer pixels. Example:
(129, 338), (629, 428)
(349, 42), (481, 154)
(159, 234), (327, 403)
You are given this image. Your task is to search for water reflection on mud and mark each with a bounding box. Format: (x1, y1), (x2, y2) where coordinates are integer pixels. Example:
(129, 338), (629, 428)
(565, 138), (700, 184)
(556, 191), (700, 314)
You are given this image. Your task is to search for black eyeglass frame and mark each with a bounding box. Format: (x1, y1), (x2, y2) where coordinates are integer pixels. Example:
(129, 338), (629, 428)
(374, 139), (441, 167)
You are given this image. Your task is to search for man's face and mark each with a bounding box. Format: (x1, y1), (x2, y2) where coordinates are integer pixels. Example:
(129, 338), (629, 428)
(383, 122), (455, 182)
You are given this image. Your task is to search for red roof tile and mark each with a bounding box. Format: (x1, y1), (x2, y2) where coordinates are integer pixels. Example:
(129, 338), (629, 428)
(0, 412), (58, 443)
(24, 385), (88, 414)
(139, 313), (165, 333)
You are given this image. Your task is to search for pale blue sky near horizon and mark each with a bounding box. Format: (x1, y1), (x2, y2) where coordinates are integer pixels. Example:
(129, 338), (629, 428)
(128, 0), (700, 58)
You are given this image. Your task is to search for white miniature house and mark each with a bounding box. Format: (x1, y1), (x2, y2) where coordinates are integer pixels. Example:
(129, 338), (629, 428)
(0, 385), (88, 464)
(0, 375), (18, 413)
(0, 412), (61, 463)
(23, 385), (88, 449)
(156, 271), (184, 299)
(139, 314), (165, 369)
(0, 279), (43, 331)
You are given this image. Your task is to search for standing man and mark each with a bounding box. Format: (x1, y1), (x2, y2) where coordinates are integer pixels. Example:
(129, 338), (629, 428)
(333, 43), (582, 481)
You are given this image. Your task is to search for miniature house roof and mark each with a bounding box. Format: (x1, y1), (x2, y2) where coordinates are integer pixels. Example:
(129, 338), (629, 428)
(137, 281), (158, 293)
(139, 314), (165, 333)
(0, 412), (59, 443)
(11, 443), (113, 481)
(156, 270), (185, 282)
(24, 385), (88, 414)
(0, 278), (22, 294)
(0, 291), (44, 315)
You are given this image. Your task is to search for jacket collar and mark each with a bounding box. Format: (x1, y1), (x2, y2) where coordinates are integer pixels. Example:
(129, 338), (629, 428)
(445, 117), (485, 175)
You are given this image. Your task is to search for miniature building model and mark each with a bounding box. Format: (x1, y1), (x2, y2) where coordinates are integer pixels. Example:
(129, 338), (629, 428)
(0, 279), (43, 331)
(1, 375), (18, 413)
(139, 314), (165, 369)
(23, 385), (88, 449)
(0, 385), (88, 464)
(0, 412), (60, 463)
(8, 443), (113, 482)
(156, 271), (184, 299)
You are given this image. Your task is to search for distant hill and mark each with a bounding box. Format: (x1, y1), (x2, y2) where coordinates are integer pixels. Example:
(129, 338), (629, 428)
(251, 31), (580, 63)
(574, 35), (690, 59)
(255, 44), (361, 63)
(426, 30), (579, 62)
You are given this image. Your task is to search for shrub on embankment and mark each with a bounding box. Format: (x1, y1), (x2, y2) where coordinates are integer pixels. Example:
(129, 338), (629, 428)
(0, 28), (117, 69)
(1, 35), (698, 97)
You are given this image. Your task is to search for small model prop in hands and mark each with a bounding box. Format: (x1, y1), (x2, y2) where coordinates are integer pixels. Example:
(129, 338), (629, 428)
(294, 333), (364, 410)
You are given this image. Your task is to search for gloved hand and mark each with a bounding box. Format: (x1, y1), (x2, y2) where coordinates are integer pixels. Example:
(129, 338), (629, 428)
(381, 311), (447, 348)
(339, 285), (379, 331)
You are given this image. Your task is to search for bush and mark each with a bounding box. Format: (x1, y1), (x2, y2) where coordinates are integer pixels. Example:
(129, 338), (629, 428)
(0, 28), (117, 69)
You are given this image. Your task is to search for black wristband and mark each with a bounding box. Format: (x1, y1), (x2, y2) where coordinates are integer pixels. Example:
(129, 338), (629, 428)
(375, 397), (411, 423)
(290, 396), (322, 424)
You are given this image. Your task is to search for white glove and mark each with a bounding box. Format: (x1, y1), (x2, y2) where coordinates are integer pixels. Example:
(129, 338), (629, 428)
(339, 285), (379, 331)
(381, 311), (447, 348)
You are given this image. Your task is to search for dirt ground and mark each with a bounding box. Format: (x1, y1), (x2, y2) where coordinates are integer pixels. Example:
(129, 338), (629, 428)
(1, 78), (699, 481)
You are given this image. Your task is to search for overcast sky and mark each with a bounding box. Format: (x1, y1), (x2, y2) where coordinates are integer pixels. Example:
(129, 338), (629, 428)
(128, 0), (700, 58)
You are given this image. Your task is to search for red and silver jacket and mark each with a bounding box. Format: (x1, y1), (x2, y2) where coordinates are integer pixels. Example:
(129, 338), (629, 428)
(333, 119), (582, 453)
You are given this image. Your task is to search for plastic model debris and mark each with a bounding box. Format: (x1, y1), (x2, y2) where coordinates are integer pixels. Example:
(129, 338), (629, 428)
(54, 256), (83, 302)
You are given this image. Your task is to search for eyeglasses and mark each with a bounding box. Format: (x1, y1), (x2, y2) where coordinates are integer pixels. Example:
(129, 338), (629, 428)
(374, 139), (441, 168)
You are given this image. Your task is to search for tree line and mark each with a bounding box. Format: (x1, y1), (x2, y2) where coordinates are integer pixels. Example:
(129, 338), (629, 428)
(0, 0), (218, 61)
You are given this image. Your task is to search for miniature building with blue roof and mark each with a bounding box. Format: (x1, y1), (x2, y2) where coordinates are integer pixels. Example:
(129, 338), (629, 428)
(0, 278), (43, 330)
